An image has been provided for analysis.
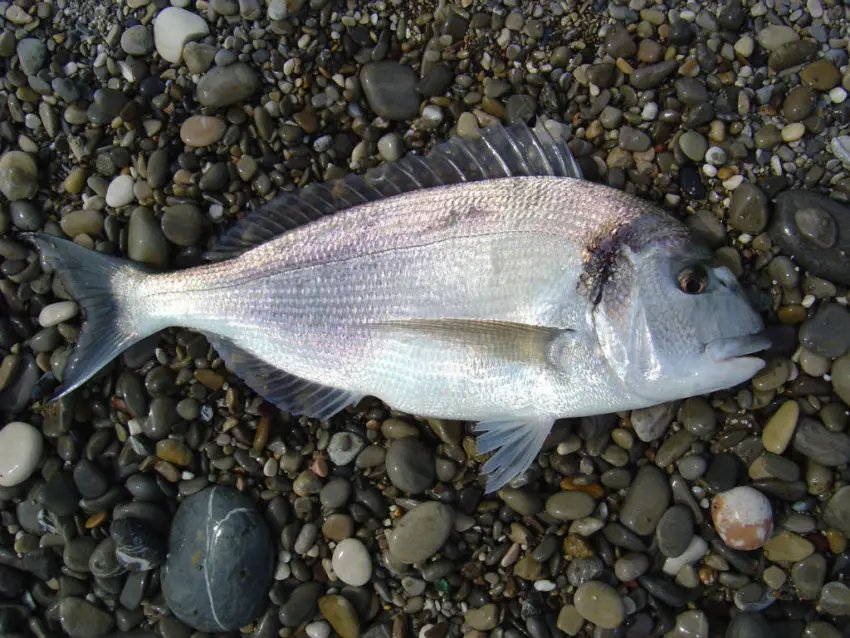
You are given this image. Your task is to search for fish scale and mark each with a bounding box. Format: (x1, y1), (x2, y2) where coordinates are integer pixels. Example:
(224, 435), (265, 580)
(25, 121), (769, 493)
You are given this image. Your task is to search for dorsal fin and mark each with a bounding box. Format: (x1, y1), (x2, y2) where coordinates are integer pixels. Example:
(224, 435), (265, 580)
(204, 119), (583, 261)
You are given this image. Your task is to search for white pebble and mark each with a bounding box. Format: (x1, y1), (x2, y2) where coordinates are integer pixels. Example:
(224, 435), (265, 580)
(38, 300), (78, 327)
(534, 580), (557, 592)
(734, 35), (754, 57)
(723, 175), (745, 190)
(831, 136), (850, 167)
(274, 562), (291, 580)
(641, 102), (658, 120)
(0, 422), (43, 487)
(830, 87), (847, 104)
(702, 164), (717, 178)
(306, 621), (332, 638)
(105, 174), (135, 208)
(153, 7), (210, 64)
(421, 104), (444, 129)
(331, 538), (372, 586)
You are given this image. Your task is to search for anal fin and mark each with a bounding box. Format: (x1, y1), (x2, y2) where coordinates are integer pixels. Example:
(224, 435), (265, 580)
(474, 413), (554, 493)
(203, 334), (360, 421)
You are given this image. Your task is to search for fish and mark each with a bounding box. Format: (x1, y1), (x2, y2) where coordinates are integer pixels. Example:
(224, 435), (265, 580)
(24, 120), (770, 493)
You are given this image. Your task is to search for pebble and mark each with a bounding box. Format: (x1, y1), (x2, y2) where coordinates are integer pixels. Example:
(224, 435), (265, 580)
(573, 581), (625, 629)
(630, 60), (677, 90)
(318, 595), (359, 638)
(105, 175), (135, 208)
(619, 465), (670, 536)
(16, 38), (46, 75)
(0, 422), (42, 487)
(656, 505), (695, 558)
(631, 403), (676, 442)
(818, 581), (850, 616)
(38, 301), (78, 327)
(793, 418), (850, 466)
(331, 538), (371, 586)
(360, 62), (420, 120)
(824, 486), (850, 536)
(387, 501), (454, 563)
(769, 191), (850, 284)
(465, 603), (499, 631)
(110, 518), (166, 571)
(679, 131), (708, 162)
(0, 151), (39, 201)
(385, 438), (435, 494)
(162, 486), (274, 631)
(783, 87), (816, 122)
(711, 486), (772, 550)
(799, 303), (850, 358)
(757, 25), (799, 50)
(327, 431), (365, 466)
(668, 610), (708, 638)
(180, 115), (226, 147)
(58, 598), (115, 637)
(792, 553), (827, 599)
(545, 490), (596, 521)
(121, 25), (153, 56)
(728, 183), (768, 233)
(762, 400), (799, 454)
(763, 532), (815, 563)
(725, 612), (771, 638)
(153, 7), (210, 64)
(161, 204), (204, 247)
(128, 207), (170, 268)
(196, 63), (259, 108)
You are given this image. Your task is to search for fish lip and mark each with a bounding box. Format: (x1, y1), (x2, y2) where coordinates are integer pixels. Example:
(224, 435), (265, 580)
(704, 333), (773, 362)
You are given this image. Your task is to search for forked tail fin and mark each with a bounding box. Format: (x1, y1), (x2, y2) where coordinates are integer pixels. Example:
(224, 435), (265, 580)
(23, 233), (157, 399)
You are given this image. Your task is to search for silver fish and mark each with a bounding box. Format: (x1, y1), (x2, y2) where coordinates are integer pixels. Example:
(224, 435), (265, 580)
(26, 121), (769, 492)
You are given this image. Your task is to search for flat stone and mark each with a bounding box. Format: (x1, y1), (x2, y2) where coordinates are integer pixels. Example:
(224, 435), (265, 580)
(824, 486), (850, 536)
(763, 532), (815, 563)
(799, 303), (850, 358)
(801, 60), (841, 91)
(153, 7), (210, 64)
(58, 598), (115, 637)
(387, 501), (454, 564)
(128, 207), (170, 268)
(769, 40), (818, 71)
(38, 301), (78, 327)
(573, 581), (625, 629)
(385, 438), (435, 494)
(162, 485), (274, 632)
(656, 504), (694, 558)
(359, 61), (421, 120)
(279, 582), (323, 627)
(724, 612), (771, 638)
(196, 63), (259, 108)
(729, 183), (769, 233)
(545, 491), (596, 521)
(793, 418), (850, 467)
(762, 400), (799, 454)
(60, 209), (103, 237)
(629, 60), (677, 90)
(465, 603), (499, 631)
(768, 190), (850, 285)
(180, 115), (226, 147)
(619, 465), (670, 536)
(121, 25), (154, 56)
(0, 422), (42, 487)
(16, 38), (46, 75)
(318, 595), (359, 638)
(758, 25), (799, 51)
(161, 204), (204, 247)
(331, 538), (371, 587)
(630, 402), (677, 442)
(0, 151), (39, 201)
(791, 553), (826, 600)
(105, 174), (135, 208)
(818, 581), (850, 616)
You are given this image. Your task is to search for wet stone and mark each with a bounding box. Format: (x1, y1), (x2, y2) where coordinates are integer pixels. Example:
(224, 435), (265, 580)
(573, 581), (625, 629)
(725, 612), (772, 638)
(161, 204), (204, 247)
(162, 485), (274, 632)
(769, 190), (850, 284)
(72, 459), (108, 499)
(89, 538), (126, 579)
(800, 60), (841, 91)
(385, 438), (435, 494)
(656, 505), (695, 558)
(729, 183), (769, 234)
(360, 61), (420, 120)
(798, 303), (850, 358)
(793, 418), (850, 467)
(110, 518), (166, 571)
(769, 40), (818, 72)
(196, 63), (259, 108)
(58, 597), (115, 637)
(545, 491), (596, 521)
(630, 60), (677, 90)
(387, 501), (454, 564)
(783, 87), (817, 122)
(279, 581), (323, 627)
(824, 486), (850, 536)
(620, 465), (670, 536)
(792, 553), (827, 600)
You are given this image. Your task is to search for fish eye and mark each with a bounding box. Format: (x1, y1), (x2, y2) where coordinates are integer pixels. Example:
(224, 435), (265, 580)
(677, 265), (709, 295)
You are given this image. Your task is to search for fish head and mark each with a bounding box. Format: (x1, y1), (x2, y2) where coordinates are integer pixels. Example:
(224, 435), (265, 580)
(590, 223), (769, 403)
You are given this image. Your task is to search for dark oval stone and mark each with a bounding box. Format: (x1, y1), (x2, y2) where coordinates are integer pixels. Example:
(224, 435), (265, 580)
(162, 485), (274, 632)
(110, 518), (166, 572)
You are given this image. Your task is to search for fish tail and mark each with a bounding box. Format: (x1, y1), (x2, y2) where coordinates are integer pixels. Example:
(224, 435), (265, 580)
(23, 232), (156, 399)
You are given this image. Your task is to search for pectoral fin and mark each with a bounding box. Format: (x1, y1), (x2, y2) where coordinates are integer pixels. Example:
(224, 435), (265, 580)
(475, 413), (555, 493)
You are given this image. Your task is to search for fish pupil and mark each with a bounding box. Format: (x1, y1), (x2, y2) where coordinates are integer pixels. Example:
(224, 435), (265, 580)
(678, 266), (708, 294)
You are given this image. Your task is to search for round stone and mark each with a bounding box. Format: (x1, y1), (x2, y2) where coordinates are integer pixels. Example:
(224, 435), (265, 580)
(110, 517), (166, 571)
(331, 538), (372, 587)
(196, 63), (259, 108)
(545, 491), (596, 521)
(359, 61), (420, 120)
(121, 25), (154, 56)
(385, 438), (435, 494)
(60, 209), (103, 237)
(728, 183), (768, 233)
(800, 59), (840, 91)
(162, 485), (274, 632)
(0, 422), (43, 487)
(128, 207), (170, 268)
(783, 87), (816, 122)
(711, 486), (773, 550)
(762, 400), (799, 454)
(179, 115), (226, 147)
(38, 301), (78, 327)
(0, 151), (39, 201)
(795, 208), (837, 248)
(105, 174), (135, 208)
(153, 7), (210, 64)
(161, 204), (204, 246)
(678, 131), (708, 162)
(573, 581), (625, 629)
(387, 501), (454, 564)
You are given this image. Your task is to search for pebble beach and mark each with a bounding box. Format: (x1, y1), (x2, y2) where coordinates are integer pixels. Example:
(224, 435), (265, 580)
(1, 0), (850, 636)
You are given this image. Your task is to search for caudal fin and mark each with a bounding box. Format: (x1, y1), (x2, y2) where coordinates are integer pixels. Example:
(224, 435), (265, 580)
(23, 233), (156, 399)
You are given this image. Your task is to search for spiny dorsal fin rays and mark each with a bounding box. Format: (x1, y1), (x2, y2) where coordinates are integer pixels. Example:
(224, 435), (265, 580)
(204, 120), (583, 261)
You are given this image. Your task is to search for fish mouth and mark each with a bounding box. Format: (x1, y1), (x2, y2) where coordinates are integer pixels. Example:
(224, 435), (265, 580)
(704, 333), (773, 362)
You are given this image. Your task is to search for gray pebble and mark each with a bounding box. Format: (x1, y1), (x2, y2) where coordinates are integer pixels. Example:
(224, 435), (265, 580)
(385, 438), (435, 494)
(279, 581), (323, 627)
(16, 38), (46, 75)
(387, 501), (454, 564)
(799, 303), (850, 358)
(793, 418), (850, 467)
(58, 597), (115, 637)
(620, 465), (670, 536)
(656, 504), (694, 558)
(360, 61), (420, 120)
(327, 431), (365, 466)
(630, 60), (677, 89)
(121, 25), (153, 56)
(110, 518), (166, 571)
(196, 63), (259, 108)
